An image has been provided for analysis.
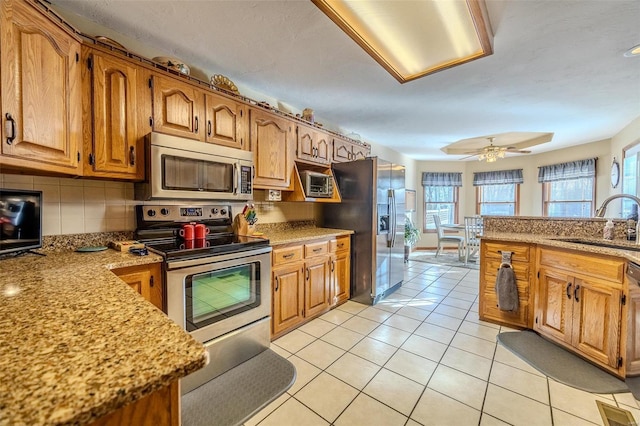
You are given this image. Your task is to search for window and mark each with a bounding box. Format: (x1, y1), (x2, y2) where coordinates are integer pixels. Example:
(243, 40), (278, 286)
(622, 141), (639, 220)
(473, 169), (522, 216)
(422, 172), (462, 232)
(538, 158), (596, 217)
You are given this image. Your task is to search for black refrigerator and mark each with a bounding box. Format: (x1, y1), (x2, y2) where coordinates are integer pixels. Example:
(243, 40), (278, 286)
(322, 157), (405, 305)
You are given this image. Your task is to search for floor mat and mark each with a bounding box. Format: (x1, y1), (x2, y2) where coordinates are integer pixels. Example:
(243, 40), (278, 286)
(182, 349), (296, 426)
(409, 251), (479, 270)
(497, 330), (635, 397)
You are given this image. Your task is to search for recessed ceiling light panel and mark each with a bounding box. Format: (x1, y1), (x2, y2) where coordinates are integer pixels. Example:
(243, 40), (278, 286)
(312, 0), (493, 83)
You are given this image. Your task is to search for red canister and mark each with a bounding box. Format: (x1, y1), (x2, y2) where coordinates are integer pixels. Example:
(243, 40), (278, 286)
(179, 223), (195, 240)
(194, 223), (210, 239)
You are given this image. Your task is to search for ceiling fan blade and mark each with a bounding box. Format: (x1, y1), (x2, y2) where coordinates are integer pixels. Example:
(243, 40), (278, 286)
(505, 149), (531, 154)
(459, 153), (479, 160)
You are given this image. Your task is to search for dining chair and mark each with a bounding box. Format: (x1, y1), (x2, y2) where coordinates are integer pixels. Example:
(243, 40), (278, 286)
(464, 216), (484, 264)
(433, 214), (464, 258)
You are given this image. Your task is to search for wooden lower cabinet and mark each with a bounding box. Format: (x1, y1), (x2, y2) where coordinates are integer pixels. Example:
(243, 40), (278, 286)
(479, 239), (533, 328)
(272, 261), (305, 335)
(111, 263), (164, 312)
(330, 235), (351, 306)
(534, 247), (625, 375)
(271, 235), (350, 338)
(89, 380), (179, 426)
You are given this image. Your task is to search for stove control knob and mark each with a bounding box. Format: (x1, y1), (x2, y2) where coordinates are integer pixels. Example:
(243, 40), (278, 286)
(147, 209), (156, 217)
(211, 208), (219, 215)
(160, 208), (170, 216)
(220, 209), (227, 216)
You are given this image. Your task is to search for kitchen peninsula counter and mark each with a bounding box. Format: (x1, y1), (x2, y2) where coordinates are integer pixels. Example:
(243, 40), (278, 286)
(0, 249), (206, 426)
(481, 231), (640, 263)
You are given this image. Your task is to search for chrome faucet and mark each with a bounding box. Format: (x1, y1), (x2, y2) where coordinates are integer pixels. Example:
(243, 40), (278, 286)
(595, 194), (640, 244)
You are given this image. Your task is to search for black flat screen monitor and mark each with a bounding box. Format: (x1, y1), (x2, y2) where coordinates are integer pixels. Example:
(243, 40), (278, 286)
(0, 188), (42, 256)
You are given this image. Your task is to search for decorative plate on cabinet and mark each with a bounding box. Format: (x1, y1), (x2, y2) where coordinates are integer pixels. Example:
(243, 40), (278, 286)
(211, 74), (239, 94)
(94, 36), (127, 50)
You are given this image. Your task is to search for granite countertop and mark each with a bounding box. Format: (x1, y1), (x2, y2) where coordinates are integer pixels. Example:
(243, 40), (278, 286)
(0, 249), (207, 426)
(481, 231), (640, 263)
(260, 226), (354, 246)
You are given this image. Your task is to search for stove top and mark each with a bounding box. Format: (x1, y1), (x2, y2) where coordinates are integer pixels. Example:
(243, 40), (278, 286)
(135, 204), (269, 260)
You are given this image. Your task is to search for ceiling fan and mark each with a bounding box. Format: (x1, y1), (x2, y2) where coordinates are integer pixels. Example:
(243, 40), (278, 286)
(461, 137), (532, 162)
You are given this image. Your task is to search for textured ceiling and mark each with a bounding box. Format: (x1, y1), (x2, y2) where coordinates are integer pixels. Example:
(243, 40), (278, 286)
(51, 0), (640, 161)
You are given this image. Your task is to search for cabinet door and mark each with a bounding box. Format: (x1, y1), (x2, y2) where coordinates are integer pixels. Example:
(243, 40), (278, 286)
(150, 74), (204, 141)
(315, 132), (331, 164)
(352, 143), (370, 161)
(627, 286), (640, 375)
(83, 50), (143, 179)
(332, 252), (350, 306)
(250, 109), (294, 189)
(204, 93), (247, 149)
(332, 137), (353, 163)
(535, 268), (573, 344)
(112, 263), (163, 311)
(297, 126), (315, 162)
(305, 256), (331, 318)
(571, 277), (622, 369)
(1, 0), (81, 174)
(272, 263), (305, 335)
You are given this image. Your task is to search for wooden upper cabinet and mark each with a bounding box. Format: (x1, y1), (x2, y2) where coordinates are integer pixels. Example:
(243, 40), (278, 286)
(250, 108), (294, 189)
(0, 0), (82, 174)
(204, 93), (248, 150)
(332, 137), (370, 163)
(82, 48), (145, 179)
(149, 73), (205, 141)
(297, 125), (331, 165)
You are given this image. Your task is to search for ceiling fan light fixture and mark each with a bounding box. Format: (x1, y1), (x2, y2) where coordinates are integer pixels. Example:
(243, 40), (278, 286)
(311, 0), (493, 83)
(624, 44), (640, 57)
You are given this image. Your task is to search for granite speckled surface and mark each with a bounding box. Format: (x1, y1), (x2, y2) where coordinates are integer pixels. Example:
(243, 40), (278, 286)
(0, 249), (206, 426)
(482, 231), (640, 263)
(483, 216), (634, 240)
(257, 223), (353, 245)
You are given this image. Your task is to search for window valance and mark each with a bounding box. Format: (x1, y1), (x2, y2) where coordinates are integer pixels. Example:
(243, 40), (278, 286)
(473, 169), (523, 186)
(537, 158), (597, 183)
(421, 172), (462, 187)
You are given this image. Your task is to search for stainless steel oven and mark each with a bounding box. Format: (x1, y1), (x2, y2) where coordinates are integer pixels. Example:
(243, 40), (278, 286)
(135, 204), (271, 394)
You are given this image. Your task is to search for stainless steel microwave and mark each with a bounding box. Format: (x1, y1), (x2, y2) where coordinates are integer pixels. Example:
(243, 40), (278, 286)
(135, 133), (253, 201)
(299, 170), (333, 198)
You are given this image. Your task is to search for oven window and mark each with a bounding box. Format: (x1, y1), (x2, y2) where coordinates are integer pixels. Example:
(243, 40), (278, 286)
(185, 263), (261, 331)
(162, 155), (234, 193)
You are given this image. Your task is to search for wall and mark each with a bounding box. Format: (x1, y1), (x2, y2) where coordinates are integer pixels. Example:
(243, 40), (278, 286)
(411, 115), (640, 249)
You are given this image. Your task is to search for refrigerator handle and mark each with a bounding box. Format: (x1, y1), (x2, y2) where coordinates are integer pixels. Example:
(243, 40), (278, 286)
(389, 189), (396, 247)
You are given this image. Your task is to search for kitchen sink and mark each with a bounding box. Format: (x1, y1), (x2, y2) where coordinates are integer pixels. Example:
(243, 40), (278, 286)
(553, 238), (640, 252)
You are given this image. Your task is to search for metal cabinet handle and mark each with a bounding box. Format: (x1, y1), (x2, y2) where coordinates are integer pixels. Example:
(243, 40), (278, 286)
(129, 146), (135, 166)
(566, 283), (572, 299)
(195, 116), (199, 133)
(574, 284), (580, 302)
(306, 268), (310, 280)
(313, 247), (322, 253)
(5, 113), (16, 145)
(331, 260), (335, 272)
(275, 277), (279, 292)
(283, 253), (294, 259)
(207, 120), (212, 137)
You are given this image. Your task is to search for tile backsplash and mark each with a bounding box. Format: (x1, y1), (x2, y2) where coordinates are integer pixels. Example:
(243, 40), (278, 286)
(1, 174), (319, 236)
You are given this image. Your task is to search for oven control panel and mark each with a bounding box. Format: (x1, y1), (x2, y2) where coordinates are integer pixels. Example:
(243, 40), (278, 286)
(139, 205), (231, 222)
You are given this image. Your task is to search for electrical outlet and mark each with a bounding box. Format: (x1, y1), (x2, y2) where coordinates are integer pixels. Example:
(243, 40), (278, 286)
(266, 189), (281, 201)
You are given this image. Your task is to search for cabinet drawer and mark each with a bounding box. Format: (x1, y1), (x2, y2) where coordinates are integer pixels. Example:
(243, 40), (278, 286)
(482, 273), (531, 299)
(481, 291), (529, 328)
(272, 246), (303, 266)
(330, 236), (350, 254)
(305, 241), (329, 258)
(483, 241), (530, 262)
(538, 248), (625, 283)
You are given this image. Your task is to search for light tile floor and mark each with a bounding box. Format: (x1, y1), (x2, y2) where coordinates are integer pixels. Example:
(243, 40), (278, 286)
(246, 260), (640, 426)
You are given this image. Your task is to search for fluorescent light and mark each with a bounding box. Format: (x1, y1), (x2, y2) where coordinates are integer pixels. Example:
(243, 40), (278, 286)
(312, 0), (493, 83)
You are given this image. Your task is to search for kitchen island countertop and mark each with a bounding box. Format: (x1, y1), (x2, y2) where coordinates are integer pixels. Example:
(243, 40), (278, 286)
(0, 249), (206, 426)
(481, 231), (640, 263)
